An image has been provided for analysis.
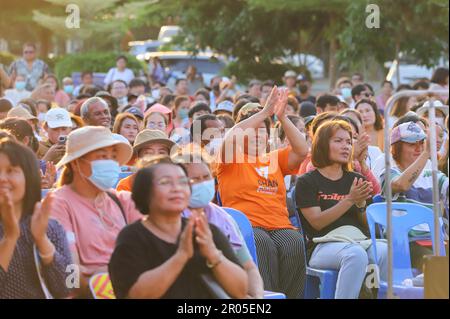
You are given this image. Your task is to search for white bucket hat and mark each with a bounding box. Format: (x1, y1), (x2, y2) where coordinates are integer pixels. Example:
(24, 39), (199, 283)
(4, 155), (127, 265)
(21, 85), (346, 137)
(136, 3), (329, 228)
(56, 126), (132, 169)
(416, 100), (448, 117)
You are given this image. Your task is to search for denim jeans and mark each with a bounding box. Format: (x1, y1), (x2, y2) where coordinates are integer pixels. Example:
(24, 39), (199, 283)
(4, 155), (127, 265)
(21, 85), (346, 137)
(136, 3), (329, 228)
(309, 241), (388, 299)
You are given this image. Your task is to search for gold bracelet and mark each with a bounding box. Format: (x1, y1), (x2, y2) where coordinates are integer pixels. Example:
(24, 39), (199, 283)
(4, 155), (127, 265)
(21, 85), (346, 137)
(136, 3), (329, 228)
(355, 201), (366, 209)
(206, 251), (223, 269)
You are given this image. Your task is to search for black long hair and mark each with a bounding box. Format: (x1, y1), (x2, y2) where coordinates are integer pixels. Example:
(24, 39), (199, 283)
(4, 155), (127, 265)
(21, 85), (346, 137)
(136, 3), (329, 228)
(0, 138), (41, 217)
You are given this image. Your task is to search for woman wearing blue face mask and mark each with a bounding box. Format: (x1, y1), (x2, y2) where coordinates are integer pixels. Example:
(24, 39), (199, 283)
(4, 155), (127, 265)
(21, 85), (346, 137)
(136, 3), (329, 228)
(4, 75), (31, 106)
(62, 77), (74, 98)
(174, 151), (264, 299)
(49, 126), (143, 298)
(173, 96), (191, 129)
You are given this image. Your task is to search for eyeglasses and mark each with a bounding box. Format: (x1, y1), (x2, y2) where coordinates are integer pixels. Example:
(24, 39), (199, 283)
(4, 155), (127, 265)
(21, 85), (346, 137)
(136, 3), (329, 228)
(147, 122), (166, 129)
(188, 176), (213, 185)
(23, 51), (35, 54)
(363, 92), (373, 98)
(156, 177), (191, 188)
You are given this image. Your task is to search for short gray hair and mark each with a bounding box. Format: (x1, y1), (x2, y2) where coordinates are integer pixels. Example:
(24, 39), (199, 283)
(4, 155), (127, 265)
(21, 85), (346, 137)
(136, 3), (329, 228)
(80, 97), (108, 119)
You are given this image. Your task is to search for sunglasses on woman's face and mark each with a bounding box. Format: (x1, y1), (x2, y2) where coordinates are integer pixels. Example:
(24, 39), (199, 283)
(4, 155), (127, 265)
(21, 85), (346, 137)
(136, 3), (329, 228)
(363, 92), (373, 98)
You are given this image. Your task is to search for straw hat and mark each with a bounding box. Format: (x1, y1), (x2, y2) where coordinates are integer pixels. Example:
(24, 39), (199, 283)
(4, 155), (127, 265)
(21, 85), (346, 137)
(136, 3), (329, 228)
(133, 129), (176, 154)
(7, 106), (37, 121)
(56, 126), (132, 168)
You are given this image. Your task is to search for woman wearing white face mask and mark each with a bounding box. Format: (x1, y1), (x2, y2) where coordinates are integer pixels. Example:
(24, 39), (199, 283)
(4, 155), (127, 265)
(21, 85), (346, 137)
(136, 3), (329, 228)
(50, 126), (143, 297)
(174, 152), (264, 299)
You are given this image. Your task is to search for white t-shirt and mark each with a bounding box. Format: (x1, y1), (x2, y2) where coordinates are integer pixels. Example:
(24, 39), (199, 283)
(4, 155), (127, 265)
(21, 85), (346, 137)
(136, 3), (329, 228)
(366, 145), (383, 170)
(4, 89), (31, 106)
(104, 68), (135, 86)
(372, 154), (433, 185)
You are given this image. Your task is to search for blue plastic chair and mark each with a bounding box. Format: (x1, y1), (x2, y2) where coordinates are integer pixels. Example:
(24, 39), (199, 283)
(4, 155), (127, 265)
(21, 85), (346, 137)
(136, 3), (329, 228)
(222, 208), (258, 266)
(366, 202), (446, 298)
(286, 184), (338, 299)
(216, 191), (223, 207)
(222, 207), (285, 299)
(295, 216), (338, 299)
(372, 194), (384, 203)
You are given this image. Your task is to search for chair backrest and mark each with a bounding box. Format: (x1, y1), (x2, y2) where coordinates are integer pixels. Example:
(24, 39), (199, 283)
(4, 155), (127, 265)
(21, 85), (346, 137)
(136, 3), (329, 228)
(222, 207), (258, 265)
(89, 272), (116, 299)
(372, 194), (384, 203)
(366, 202), (445, 284)
(216, 190), (222, 207)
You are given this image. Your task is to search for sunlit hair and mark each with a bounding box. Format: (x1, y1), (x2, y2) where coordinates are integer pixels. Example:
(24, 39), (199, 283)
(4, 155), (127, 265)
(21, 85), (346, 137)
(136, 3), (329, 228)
(311, 120), (353, 171)
(112, 113), (139, 135)
(0, 138), (41, 216)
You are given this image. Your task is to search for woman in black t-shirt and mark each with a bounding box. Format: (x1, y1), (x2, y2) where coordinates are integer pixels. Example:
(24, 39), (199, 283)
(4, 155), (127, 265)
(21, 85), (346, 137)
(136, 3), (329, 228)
(108, 156), (248, 299)
(296, 120), (387, 299)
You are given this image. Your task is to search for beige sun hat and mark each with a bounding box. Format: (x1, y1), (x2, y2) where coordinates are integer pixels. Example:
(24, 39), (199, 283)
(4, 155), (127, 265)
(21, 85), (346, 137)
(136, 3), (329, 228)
(7, 106), (37, 121)
(56, 126), (133, 169)
(133, 129), (176, 154)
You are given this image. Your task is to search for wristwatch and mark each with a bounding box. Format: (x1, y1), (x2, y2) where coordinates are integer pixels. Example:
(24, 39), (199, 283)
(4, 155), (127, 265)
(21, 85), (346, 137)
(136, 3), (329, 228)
(206, 250), (224, 269)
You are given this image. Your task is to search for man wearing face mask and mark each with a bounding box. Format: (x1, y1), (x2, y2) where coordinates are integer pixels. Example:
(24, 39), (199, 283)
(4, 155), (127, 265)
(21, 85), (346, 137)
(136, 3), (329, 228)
(296, 74), (316, 104)
(51, 126), (142, 297)
(4, 74), (31, 105)
(335, 77), (353, 106)
(175, 153), (265, 299)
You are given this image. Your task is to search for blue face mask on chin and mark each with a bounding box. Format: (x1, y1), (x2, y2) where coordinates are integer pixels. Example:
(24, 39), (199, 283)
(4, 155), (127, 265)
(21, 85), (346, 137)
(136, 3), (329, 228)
(15, 81), (26, 91)
(64, 85), (74, 94)
(80, 159), (121, 191)
(341, 87), (352, 99)
(189, 179), (215, 208)
(178, 108), (189, 120)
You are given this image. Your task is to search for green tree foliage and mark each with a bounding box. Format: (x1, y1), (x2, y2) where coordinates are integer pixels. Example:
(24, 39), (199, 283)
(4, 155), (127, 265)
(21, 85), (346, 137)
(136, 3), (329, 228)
(32, 0), (154, 51)
(338, 0), (449, 70)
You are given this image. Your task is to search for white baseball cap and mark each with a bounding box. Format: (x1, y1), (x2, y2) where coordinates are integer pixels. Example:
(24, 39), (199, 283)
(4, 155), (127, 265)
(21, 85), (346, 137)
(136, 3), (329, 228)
(45, 108), (73, 129)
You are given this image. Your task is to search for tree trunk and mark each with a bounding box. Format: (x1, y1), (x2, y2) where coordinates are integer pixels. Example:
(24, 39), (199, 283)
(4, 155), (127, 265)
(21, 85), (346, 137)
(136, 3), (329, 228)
(328, 35), (337, 91)
(39, 27), (51, 58)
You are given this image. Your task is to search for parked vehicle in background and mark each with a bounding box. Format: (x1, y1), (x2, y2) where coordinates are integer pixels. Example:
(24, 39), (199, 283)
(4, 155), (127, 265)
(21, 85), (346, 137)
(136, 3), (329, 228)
(128, 40), (161, 61)
(158, 26), (182, 44)
(128, 26), (183, 61)
(385, 54), (449, 87)
(145, 51), (226, 90)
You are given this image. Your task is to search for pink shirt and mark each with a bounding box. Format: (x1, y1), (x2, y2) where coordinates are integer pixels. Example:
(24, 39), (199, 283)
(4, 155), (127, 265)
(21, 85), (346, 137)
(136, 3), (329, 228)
(54, 90), (70, 107)
(50, 185), (142, 276)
